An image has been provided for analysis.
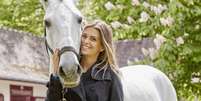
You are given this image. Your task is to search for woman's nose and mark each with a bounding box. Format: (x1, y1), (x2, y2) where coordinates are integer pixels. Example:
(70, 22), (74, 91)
(82, 38), (90, 44)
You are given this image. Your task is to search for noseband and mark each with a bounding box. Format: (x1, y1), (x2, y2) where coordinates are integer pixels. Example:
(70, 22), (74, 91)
(44, 27), (80, 59)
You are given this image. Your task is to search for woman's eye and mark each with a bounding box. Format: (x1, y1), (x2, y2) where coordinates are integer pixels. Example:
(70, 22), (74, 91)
(82, 35), (87, 39)
(91, 37), (97, 41)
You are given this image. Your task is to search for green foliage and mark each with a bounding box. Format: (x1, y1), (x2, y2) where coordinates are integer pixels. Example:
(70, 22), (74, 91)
(0, 0), (44, 36)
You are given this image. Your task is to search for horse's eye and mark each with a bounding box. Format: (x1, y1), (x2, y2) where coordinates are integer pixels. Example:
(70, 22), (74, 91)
(44, 20), (51, 27)
(77, 16), (82, 24)
(44, 0), (48, 2)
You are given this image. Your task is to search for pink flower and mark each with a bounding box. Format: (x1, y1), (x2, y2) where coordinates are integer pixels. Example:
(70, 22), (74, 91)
(176, 37), (184, 46)
(150, 4), (167, 15)
(191, 77), (200, 83)
(160, 16), (174, 27)
(142, 2), (150, 8)
(154, 34), (166, 50)
(131, 0), (140, 6)
(141, 48), (149, 56)
(139, 11), (150, 22)
(111, 21), (122, 29)
(104, 2), (115, 11)
(127, 16), (134, 24)
(148, 48), (156, 60)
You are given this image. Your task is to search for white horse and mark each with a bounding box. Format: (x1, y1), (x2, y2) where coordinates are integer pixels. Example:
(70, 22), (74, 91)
(40, 0), (178, 101)
(40, 0), (83, 87)
(121, 65), (177, 101)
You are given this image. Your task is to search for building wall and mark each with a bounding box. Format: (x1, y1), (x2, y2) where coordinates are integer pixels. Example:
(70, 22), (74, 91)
(0, 27), (156, 70)
(0, 80), (47, 101)
(0, 80), (9, 101)
(115, 38), (156, 67)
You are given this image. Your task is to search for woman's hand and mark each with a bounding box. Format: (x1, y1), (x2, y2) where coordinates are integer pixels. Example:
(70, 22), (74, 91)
(46, 49), (63, 101)
(52, 49), (60, 74)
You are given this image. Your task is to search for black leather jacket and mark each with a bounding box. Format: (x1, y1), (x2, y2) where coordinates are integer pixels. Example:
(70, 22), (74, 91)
(45, 64), (124, 101)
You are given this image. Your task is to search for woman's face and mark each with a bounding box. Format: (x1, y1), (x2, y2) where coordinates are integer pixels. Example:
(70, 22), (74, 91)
(81, 27), (104, 57)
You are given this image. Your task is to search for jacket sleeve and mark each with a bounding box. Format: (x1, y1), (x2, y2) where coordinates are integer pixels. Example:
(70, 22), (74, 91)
(109, 72), (124, 101)
(45, 74), (63, 101)
(64, 88), (83, 101)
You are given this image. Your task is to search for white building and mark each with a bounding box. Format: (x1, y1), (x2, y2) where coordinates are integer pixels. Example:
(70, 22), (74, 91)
(0, 27), (49, 101)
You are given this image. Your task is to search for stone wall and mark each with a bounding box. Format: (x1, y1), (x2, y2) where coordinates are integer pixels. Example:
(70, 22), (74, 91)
(0, 27), (156, 82)
(115, 39), (156, 67)
(0, 27), (48, 83)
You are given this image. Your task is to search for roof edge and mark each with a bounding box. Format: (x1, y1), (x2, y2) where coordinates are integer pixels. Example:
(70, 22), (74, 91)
(0, 77), (48, 85)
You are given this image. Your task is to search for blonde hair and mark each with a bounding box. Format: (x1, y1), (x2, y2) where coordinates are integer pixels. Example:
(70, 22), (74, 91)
(83, 20), (120, 75)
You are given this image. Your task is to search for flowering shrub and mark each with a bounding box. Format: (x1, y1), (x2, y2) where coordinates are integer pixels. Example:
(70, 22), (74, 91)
(79, 0), (201, 100)
(0, 0), (44, 35)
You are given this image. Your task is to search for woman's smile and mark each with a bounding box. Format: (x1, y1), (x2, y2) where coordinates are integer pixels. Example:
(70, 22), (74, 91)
(81, 45), (91, 51)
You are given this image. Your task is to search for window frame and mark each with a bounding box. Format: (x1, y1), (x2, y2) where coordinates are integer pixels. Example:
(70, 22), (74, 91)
(0, 93), (4, 101)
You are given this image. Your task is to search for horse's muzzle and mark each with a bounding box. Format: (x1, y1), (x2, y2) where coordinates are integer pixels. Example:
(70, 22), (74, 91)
(58, 65), (82, 88)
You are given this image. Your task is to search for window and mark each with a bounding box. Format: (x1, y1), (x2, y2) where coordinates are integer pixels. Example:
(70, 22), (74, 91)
(10, 85), (33, 101)
(0, 93), (4, 101)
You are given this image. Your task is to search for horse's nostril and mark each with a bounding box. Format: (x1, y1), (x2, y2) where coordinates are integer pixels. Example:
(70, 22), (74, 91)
(44, 20), (51, 27)
(59, 66), (65, 76)
(78, 17), (82, 24)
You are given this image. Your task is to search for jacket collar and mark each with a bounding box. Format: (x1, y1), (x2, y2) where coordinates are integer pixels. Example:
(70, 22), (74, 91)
(91, 66), (112, 80)
(80, 57), (112, 81)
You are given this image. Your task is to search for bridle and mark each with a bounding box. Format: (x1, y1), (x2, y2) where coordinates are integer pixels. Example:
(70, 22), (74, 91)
(44, 26), (80, 60)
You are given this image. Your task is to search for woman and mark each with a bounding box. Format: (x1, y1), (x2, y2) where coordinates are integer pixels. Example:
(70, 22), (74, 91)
(45, 20), (123, 101)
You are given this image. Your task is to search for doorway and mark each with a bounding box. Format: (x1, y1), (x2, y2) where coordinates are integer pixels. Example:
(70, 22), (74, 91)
(10, 85), (33, 101)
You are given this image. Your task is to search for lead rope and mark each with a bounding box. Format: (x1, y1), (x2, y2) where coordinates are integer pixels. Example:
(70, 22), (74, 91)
(61, 88), (67, 101)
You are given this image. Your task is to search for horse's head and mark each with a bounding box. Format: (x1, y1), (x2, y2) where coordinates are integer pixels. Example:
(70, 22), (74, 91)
(40, 0), (83, 88)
